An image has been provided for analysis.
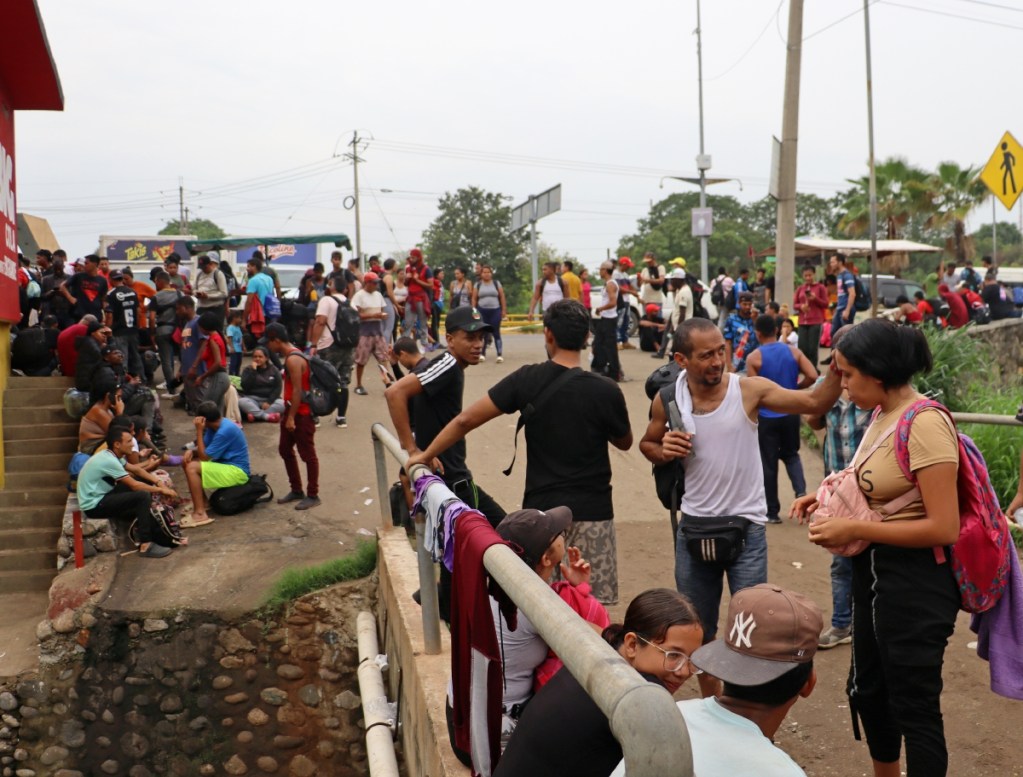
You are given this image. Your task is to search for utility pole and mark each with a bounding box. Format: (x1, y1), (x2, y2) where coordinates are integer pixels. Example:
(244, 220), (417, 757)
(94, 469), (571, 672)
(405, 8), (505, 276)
(774, 0), (804, 309)
(695, 0), (709, 285)
(992, 197), (997, 261)
(184, 206), (190, 235)
(346, 132), (365, 270)
(863, 0), (879, 316)
(178, 177), (186, 232)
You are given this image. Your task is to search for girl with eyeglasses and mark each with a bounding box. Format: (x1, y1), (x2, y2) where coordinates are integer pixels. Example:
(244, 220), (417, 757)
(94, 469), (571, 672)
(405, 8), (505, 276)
(495, 588), (703, 777)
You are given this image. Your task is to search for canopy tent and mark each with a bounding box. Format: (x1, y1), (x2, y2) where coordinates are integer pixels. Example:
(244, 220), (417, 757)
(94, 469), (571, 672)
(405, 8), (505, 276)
(756, 237), (942, 259)
(185, 233), (353, 255)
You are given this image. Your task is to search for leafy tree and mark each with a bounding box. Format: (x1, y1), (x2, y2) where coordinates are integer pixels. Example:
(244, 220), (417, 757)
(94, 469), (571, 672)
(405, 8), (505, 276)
(159, 218), (226, 240)
(421, 186), (530, 306)
(971, 221), (1023, 265)
(617, 192), (766, 278)
(745, 193), (842, 239)
(921, 162), (989, 262)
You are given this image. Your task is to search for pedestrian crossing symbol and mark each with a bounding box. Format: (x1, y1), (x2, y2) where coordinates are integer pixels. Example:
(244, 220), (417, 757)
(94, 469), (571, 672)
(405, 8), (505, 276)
(980, 131), (1023, 210)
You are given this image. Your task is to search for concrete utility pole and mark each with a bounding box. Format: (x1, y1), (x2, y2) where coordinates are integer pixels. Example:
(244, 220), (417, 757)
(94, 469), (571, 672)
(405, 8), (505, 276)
(184, 206), (190, 235)
(347, 132), (365, 270)
(863, 0), (879, 316)
(774, 0), (804, 308)
(178, 177), (186, 231)
(695, 0), (709, 285)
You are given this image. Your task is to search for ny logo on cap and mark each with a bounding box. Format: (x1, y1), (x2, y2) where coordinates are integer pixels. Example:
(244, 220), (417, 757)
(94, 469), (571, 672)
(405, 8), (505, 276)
(729, 611), (757, 649)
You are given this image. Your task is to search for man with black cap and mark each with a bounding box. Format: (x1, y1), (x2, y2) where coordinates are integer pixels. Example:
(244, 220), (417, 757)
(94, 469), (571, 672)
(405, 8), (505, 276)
(386, 305), (505, 526)
(106, 270), (144, 379)
(194, 254), (229, 332)
(611, 584), (821, 777)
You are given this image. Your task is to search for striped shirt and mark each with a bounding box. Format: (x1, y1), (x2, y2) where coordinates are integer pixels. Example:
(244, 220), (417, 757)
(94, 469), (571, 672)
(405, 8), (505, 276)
(818, 380), (872, 474)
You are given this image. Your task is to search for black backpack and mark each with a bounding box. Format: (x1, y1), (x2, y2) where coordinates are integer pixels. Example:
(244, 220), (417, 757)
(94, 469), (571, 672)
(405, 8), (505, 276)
(686, 273), (710, 319)
(294, 352), (343, 417)
(129, 505), (186, 548)
(645, 362), (686, 513)
(210, 474), (274, 515)
(853, 274), (871, 311)
(710, 278), (726, 308)
(331, 296), (360, 348)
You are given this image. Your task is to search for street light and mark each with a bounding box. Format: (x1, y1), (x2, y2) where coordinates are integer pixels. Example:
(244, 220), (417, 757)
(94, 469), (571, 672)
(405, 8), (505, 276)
(659, 174), (744, 283)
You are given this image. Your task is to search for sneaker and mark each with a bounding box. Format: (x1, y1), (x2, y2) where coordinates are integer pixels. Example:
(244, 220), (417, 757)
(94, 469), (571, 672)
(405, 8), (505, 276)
(265, 412), (281, 423)
(277, 491), (305, 505)
(155, 382), (167, 390)
(160, 392), (177, 400)
(335, 416), (348, 428)
(818, 626), (852, 649)
(767, 516), (783, 524)
(479, 354), (486, 362)
(314, 416), (321, 428)
(354, 386), (368, 396)
(295, 496), (321, 511)
(496, 356), (504, 364)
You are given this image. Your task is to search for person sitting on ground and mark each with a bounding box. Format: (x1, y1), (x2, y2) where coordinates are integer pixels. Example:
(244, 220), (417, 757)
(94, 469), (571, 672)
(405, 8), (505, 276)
(182, 400), (251, 527)
(79, 376), (124, 455)
(74, 320), (112, 395)
(238, 346), (284, 423)
(913, 291), (937, 324)
(637, 302), (666, 352)
(76, 426), (182, 558)
(893, 294), (922, 325)
(497, 588), (703, 777)
(184, 310), (230, 412)
(779, 317), (798, 346)
(93, 345), (158, 434)
(938, 283), (969, 328)
(610, 584), (822, 777)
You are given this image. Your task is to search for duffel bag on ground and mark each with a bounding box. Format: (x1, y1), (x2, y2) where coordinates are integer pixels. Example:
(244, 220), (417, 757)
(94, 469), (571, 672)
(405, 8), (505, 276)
(210, 474), (274, 515)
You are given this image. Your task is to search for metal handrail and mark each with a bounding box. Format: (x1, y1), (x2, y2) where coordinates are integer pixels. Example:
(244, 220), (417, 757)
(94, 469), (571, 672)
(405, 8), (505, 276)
(370, 422), (694, 777)
(951, 412), (1023, 427)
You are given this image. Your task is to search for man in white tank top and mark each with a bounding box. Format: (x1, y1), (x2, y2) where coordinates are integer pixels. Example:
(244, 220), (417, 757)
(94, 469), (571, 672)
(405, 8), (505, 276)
(639, 318), (843, 698)
(527, 261), (565, 321)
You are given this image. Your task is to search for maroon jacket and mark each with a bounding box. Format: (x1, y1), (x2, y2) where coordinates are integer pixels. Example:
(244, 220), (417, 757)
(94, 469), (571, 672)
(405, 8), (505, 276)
(793, 281), (829, 326)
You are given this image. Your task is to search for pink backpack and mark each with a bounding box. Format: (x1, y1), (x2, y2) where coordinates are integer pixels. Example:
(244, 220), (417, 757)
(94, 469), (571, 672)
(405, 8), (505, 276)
(893, 400), (1013, 613)
(812, 415), (921, 557)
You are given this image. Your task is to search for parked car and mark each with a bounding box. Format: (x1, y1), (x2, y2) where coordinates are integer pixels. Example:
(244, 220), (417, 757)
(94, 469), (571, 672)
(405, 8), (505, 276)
(858, 274), (926, 309)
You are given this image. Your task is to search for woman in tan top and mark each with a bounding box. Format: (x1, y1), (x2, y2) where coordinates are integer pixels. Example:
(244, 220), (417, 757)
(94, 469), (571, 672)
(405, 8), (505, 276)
(792, 318), (960, 777)
(79, 380), (124, 455)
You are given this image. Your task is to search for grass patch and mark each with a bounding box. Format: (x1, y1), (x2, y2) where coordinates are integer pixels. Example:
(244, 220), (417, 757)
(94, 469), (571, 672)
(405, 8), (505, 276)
(1010, 524), (1023, 552)
(261, 540), (377, 613)
(957, 388), (1023, 509)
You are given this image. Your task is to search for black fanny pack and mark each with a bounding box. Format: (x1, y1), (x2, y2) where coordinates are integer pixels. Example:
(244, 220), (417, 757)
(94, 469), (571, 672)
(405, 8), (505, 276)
(680, 515), (752, 563)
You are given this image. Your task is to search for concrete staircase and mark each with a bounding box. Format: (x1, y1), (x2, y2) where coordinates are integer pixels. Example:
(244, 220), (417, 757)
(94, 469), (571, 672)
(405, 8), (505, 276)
(0, 376), (78, 594)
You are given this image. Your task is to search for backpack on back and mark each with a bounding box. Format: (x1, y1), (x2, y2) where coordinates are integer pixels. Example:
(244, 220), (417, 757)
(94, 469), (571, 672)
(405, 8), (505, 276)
(331, 295), (361, 348)
(893, 400), (1013, 613)
(645, 362), (686, 512)
(710, 278), (726, 308)
(293, 352), (344, 417)
(210, 474), (274, 515)
(853, 274), (871, 311)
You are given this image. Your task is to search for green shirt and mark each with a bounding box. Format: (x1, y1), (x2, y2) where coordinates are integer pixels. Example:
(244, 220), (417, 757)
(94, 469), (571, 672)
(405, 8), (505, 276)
(76, 450), (128, 512)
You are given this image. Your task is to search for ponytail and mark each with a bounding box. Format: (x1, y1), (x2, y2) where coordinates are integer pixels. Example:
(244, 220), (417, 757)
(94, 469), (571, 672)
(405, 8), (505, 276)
(602, 588), (700, 649)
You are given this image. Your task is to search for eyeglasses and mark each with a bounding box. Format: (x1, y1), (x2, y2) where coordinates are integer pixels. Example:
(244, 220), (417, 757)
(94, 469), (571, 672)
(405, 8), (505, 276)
(636, 635), (702, 675)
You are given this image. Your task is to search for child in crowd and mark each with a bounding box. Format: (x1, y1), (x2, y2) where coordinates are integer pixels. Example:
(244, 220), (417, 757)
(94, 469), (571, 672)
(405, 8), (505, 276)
(226, 311), (244, 376)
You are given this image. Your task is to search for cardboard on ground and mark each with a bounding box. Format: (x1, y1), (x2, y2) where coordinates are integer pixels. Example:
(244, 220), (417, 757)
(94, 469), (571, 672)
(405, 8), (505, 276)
(980, 131), (1023, 210)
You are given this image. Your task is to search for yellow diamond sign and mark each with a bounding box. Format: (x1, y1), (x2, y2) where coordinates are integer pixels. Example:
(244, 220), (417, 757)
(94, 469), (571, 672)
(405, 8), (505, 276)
(980, 131), (1023, 210)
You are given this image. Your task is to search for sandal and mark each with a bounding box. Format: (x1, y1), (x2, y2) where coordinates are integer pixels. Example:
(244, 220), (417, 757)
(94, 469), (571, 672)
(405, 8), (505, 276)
(179, 516), (214, 528)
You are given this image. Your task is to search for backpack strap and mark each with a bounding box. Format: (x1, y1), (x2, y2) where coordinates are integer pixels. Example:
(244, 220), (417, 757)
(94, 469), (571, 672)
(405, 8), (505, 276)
(658, 383), (683, 431)
(503, 367), (583, 476)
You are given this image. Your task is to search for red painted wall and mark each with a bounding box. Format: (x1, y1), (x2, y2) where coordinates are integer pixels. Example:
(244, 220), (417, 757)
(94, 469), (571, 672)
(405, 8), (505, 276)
(0, 87), (19, 325)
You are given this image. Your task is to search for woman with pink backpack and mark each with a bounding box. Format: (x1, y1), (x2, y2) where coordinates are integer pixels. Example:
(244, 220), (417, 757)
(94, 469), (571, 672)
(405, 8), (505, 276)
(791, 318), (961, 777)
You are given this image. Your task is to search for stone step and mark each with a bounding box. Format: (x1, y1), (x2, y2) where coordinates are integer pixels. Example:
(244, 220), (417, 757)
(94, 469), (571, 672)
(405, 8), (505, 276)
(0, 548), (55, 573)
(2, 405), (68, 426)
(3, 471), (68, 492)
(7, 375), (75, 387)
(0, 569), (56, 595)
(4, 436), (78, 457)
(4, 386), (71, 408)
(0, 527), (61, 551)
(6, 453), (73, 474)
(4, 423), (78, 442)
(0, 488), (69, 510)
(0, 504), (66, 530)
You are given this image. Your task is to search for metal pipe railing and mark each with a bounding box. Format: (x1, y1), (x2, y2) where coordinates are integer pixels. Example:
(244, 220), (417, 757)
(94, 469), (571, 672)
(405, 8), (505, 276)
(357, 611), (401, 777)
(371, 423), (442, 655)
(369, 423), (693, 777)
(952, 412), (1023, 427)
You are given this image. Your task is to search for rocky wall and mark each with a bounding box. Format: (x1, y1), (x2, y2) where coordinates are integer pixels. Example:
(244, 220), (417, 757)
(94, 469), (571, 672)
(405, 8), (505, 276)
(0, 576), (384, 777)
(967, 317), (1023, 384)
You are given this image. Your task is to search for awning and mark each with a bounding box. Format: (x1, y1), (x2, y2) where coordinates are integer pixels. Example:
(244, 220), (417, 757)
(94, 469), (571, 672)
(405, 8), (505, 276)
(0, 0), (63, 110)
(757, 237), (942, 258)
(185, 233), (353, 255)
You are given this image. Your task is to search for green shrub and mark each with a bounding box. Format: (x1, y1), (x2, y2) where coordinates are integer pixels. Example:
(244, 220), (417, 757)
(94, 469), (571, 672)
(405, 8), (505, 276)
(914, 325), (993, 412)
(958, 389), (1022, 509)
(1010, 524), (1023, 551)
(261, 540), (377, 613)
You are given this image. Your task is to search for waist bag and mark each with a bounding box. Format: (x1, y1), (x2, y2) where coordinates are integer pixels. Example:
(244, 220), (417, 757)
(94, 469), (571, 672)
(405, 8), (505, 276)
(680, 515), (752, 564)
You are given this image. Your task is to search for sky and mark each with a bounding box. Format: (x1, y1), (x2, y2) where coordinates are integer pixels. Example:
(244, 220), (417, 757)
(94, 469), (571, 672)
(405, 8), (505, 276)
(14, 0), (1023, 272)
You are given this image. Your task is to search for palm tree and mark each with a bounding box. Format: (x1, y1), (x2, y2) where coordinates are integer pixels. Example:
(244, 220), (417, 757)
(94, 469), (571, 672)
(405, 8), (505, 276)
(922, 162), (989, 262)
(837, 157), (930, 271)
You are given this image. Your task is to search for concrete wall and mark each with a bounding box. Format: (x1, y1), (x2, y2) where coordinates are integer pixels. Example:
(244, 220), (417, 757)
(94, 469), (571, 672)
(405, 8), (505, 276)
(966, 317), (1023, 384)
(377, 530), (466, 777)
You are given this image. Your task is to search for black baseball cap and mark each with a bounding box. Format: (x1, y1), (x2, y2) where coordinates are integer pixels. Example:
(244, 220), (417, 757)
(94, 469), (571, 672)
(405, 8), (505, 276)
(445, 306), (492, 334)
(496, 507), (573, 568)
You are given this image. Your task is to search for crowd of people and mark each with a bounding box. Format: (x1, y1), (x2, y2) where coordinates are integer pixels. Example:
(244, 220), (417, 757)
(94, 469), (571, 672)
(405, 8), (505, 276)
(9, 241), (1020, 775)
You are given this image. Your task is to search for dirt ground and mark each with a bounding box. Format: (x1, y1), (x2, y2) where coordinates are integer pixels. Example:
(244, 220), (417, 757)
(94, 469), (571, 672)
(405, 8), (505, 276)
(137, 333), (1017, 776)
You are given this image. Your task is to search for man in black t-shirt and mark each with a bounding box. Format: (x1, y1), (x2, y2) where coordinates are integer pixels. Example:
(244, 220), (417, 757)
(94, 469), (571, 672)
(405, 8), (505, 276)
(981, 271), (1022, 320)
(105, 271), (144, 378)
(409, 299), (632, 604)
(60, 255), (108, 321)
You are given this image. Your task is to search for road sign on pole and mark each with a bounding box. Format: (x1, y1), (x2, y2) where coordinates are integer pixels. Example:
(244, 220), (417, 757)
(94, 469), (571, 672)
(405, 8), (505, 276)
(980, 131), (1023, 210)
(691, 207), (713, 237)
(511, 184), (562, 291)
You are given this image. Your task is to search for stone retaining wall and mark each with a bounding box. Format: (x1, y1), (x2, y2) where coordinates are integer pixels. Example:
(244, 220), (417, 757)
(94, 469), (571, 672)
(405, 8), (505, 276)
(966, 317), (1023, 384)
(0, 577), (380, 777)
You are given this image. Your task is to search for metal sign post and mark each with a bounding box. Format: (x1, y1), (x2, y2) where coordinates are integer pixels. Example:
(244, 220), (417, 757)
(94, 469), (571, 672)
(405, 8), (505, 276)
(511, 184), (562, 289)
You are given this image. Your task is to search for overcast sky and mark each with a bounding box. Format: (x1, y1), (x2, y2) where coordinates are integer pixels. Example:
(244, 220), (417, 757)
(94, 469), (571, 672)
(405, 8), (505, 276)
(15, 0), (1023, 270)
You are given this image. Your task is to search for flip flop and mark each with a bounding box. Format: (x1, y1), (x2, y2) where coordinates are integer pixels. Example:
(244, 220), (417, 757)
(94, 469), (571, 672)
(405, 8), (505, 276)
(179, 516), (214, 528)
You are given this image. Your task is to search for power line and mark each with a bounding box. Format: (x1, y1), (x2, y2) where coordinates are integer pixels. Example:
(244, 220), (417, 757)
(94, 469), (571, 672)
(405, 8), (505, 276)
(804, 0), (880, 41)
(706, 1), (783, 81)
(880, 0), (1023, 29)
(949, 0), (1023, 13)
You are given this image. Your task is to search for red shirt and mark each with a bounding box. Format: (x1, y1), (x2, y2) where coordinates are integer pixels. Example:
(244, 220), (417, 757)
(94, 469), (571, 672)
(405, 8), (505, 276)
(793, 281), (829, 326)
(57, 323), (88, 376)
(282, 351), (311, 415)
(202, 331), (228, 371)
(405, 262), (432, 304)
(917, 299), (934, 317)
(941, 290), (969, 328)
